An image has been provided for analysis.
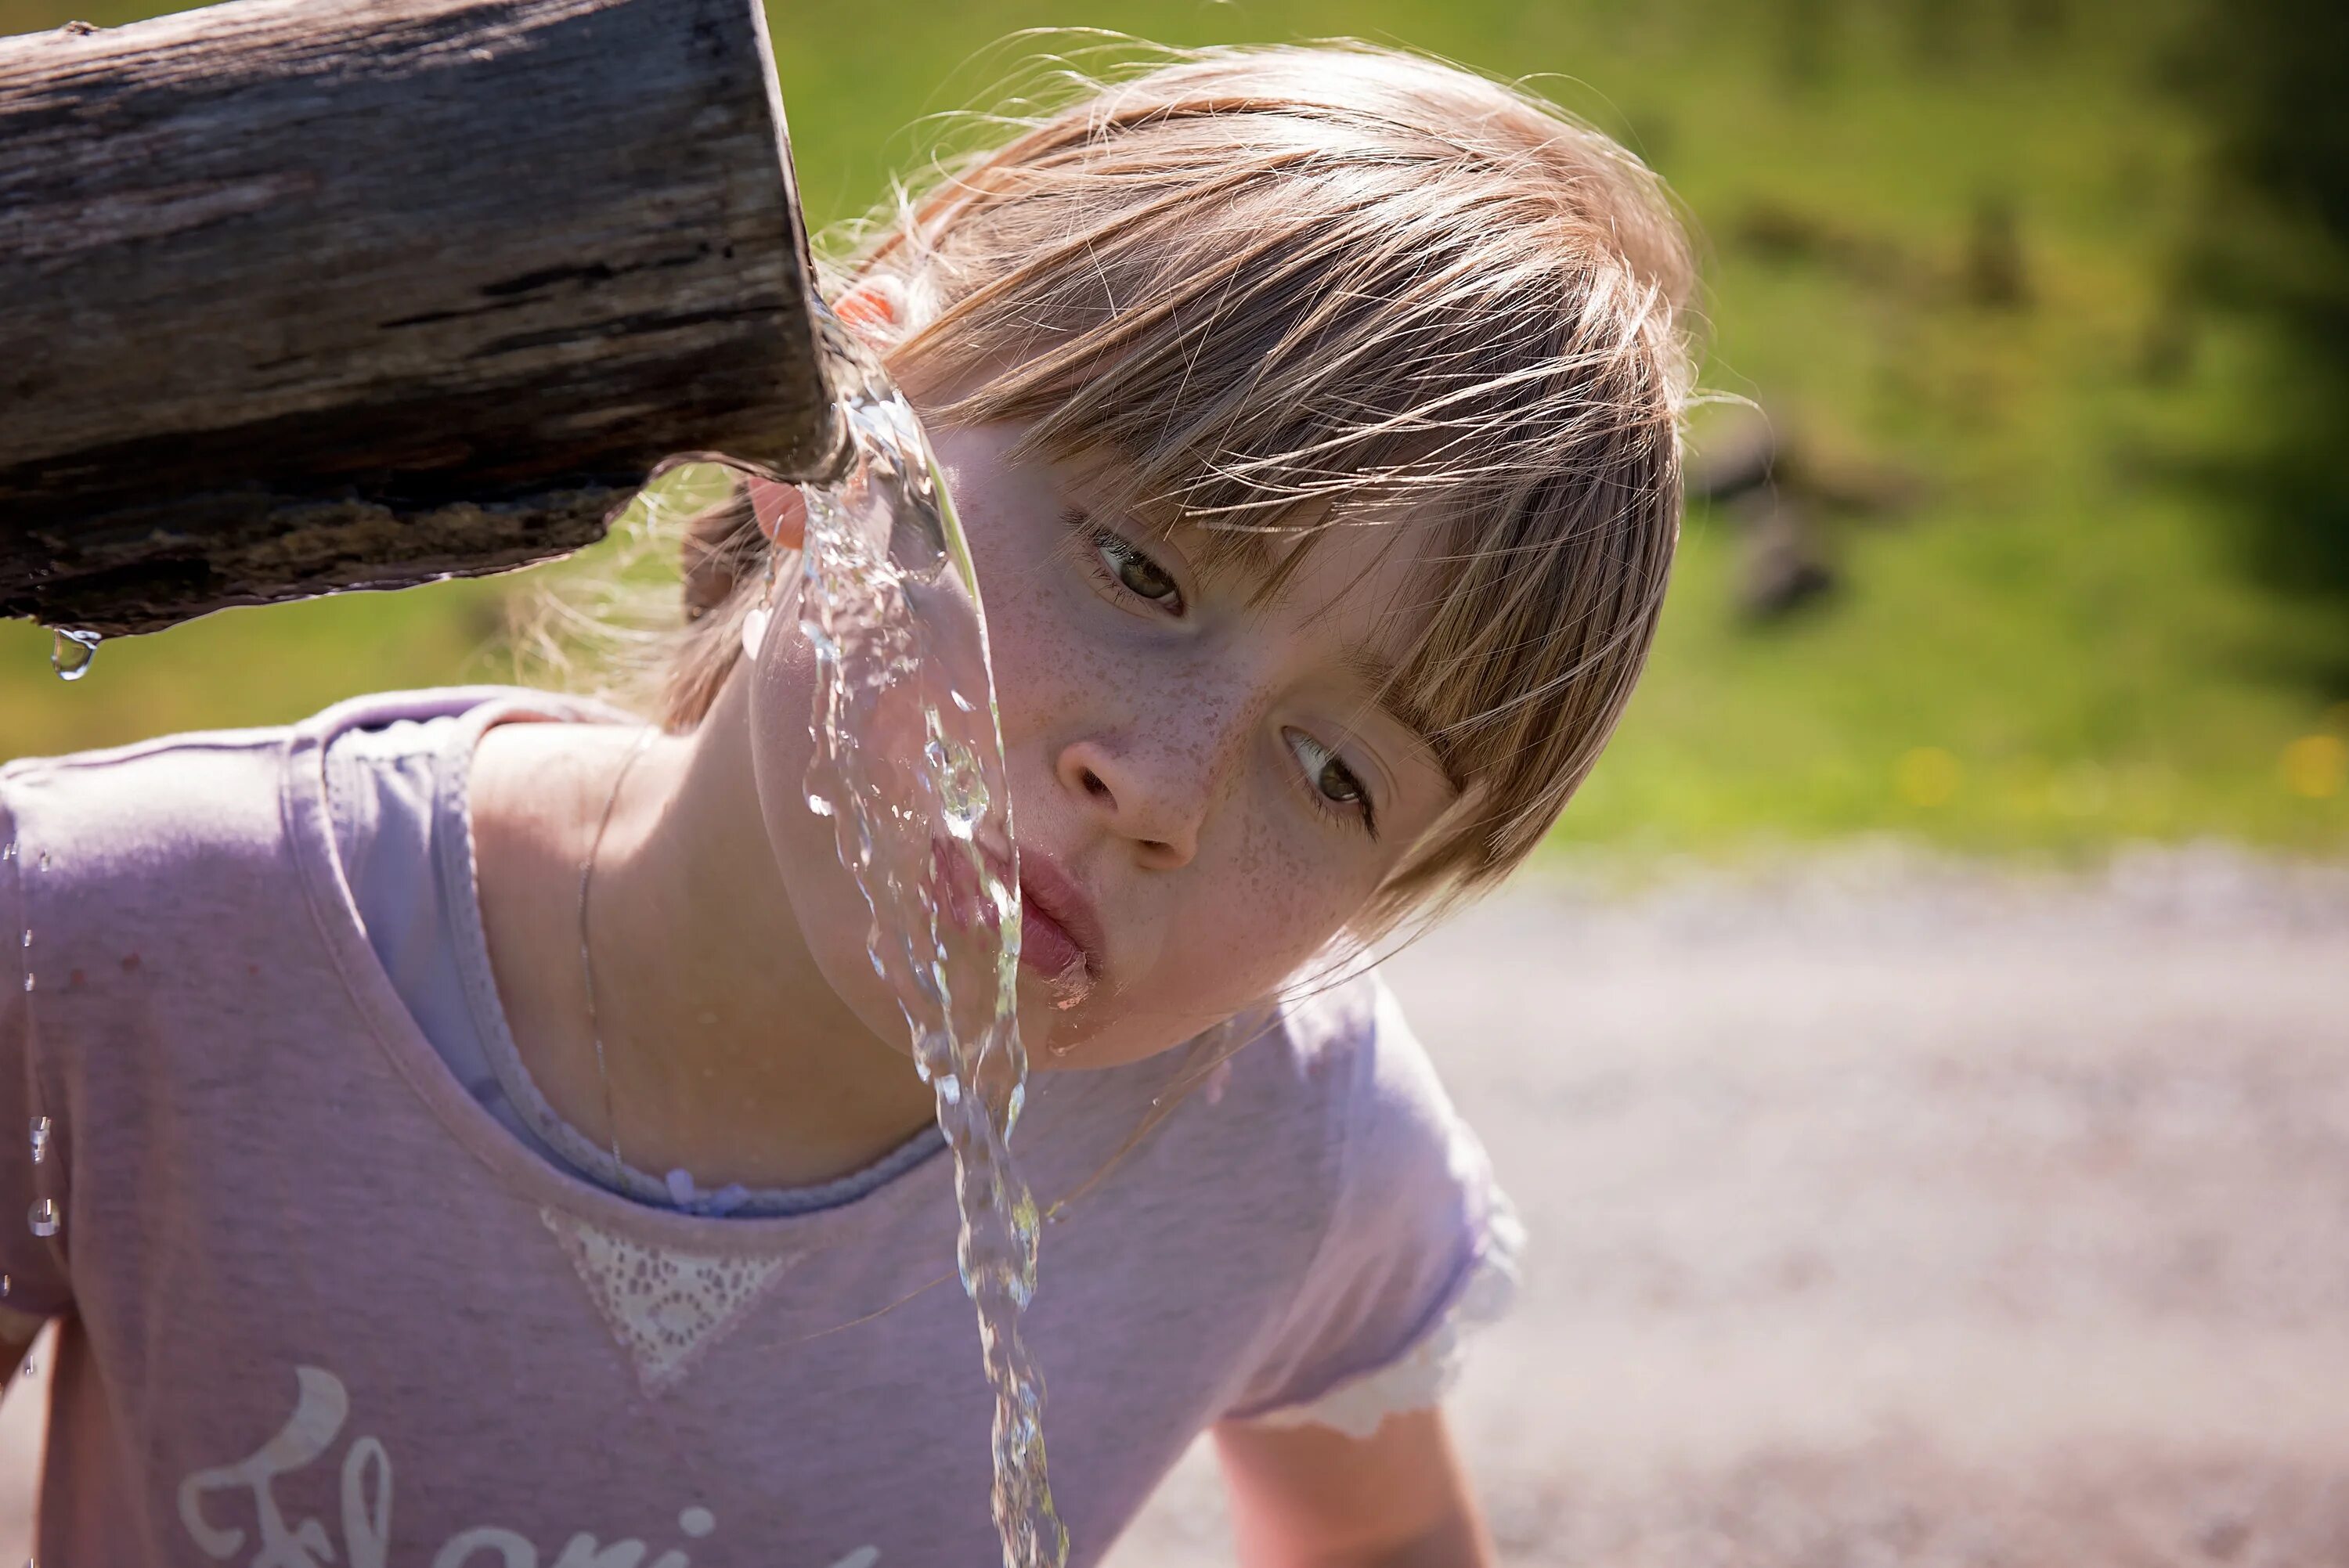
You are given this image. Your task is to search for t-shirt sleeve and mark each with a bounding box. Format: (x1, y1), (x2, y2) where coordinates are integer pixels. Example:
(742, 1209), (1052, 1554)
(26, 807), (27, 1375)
(1220, 979), (1522, 1439)
(0, 777), (72, 1319)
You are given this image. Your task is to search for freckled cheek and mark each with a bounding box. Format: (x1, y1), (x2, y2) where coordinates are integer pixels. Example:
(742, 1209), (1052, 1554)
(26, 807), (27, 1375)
(1167, 816), (1366, 1003)
(984, 593), (1128, 747)
(957, 512), (1073, 728)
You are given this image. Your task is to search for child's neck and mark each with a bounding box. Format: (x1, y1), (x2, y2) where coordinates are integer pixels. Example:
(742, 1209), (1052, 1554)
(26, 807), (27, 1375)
(469, 677), (940, 1194)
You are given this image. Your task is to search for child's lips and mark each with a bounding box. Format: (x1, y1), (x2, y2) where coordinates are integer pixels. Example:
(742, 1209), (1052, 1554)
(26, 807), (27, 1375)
(1008, 846), (1104, 1010)
(926, 841), (1098, 1008)
(1016, 899), (1092, 1007)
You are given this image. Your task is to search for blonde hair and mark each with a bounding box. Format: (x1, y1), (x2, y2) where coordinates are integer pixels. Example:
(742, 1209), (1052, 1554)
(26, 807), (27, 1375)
(622, 40), (1696, 929)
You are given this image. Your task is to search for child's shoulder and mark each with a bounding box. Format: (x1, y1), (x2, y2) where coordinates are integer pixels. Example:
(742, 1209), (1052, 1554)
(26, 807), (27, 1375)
(1247, 966), (1451, 1119)
(1197, 965), (1470, 1198)
(1151, 968), (1518, 1434)
(2, 710), (290, 801)
(0, 685), (545, 895)
(2, 709), (298, 892)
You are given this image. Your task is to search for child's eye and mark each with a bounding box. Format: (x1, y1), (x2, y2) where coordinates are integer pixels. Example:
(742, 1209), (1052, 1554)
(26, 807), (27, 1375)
(1091, 530), (1185, 613)
(1285, 728), (1379, 838)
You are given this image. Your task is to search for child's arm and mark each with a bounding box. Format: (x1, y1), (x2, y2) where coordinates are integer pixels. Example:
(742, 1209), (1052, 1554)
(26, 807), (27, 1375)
(1212, 1405), (1496, 1566)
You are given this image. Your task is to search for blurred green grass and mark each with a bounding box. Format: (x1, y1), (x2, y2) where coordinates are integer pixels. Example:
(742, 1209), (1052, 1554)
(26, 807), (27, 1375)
(4, 0), (2344, 858)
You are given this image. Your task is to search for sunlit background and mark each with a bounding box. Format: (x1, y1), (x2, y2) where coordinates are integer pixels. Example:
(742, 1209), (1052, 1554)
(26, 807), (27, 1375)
(5, 0), (2344, 854)
(3, 0), (2345, 1562)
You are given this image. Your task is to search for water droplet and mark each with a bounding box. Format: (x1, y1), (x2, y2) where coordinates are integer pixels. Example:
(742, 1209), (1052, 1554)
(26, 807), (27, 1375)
(27, 1199), (59, 1238)
(678, 1507), (716, 1538)
(935, 741), (988, 834)
(20, 974), (31, 994)
(28, 1118), (49, 1165)
(2, 1273), (10, 1296)
(49, 629), (99, 682)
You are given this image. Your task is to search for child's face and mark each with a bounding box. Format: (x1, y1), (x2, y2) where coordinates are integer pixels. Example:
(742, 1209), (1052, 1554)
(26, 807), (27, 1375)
(748, 422), (1460, 1069)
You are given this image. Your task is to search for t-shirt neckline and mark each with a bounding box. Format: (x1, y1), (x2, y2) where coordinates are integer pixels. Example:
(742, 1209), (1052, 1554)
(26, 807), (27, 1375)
(281, 685), (947, 1256)
(420, 694), (945, 1217)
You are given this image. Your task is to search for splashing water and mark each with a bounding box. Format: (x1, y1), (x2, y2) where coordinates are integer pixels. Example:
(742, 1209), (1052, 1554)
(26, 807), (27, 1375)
(716, 311), (1066, 1567)
(49, 628), (99, 681)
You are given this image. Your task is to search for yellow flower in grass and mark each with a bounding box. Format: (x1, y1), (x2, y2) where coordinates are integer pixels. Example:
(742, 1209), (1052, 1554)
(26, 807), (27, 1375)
(2281, 734), (2346, 800)
(1895, 746), (1963, 807)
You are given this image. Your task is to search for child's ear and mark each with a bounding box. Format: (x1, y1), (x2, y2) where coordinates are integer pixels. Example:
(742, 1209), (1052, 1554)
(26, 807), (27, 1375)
(745, 478), (806, 550)
(679, 481), (803, 622)
(832, 276), (907, 346)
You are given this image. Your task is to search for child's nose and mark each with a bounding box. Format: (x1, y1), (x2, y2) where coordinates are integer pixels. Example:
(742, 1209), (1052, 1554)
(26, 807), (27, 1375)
(1055, 737), (1203, 871)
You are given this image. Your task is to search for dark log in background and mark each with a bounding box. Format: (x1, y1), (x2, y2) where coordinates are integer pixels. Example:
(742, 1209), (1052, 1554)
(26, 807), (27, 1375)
(0, 0), (840, 636)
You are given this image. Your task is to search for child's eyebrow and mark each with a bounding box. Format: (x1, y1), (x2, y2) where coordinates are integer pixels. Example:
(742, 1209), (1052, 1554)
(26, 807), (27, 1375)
(1340, 642), (1400, 697)
(1174, 517), (1459, 787)
(1182, 520), (1284, 579)
(1339, 643), (1460, 793)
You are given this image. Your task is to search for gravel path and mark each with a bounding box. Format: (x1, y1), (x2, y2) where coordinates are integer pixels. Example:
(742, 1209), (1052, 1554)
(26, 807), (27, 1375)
(1107, 842), (2349, 1566)
(4, 842), (2344, 1563)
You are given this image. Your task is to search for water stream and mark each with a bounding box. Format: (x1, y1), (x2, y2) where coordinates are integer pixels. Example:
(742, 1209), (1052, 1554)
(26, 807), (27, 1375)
(744, 313), (1066, 1567)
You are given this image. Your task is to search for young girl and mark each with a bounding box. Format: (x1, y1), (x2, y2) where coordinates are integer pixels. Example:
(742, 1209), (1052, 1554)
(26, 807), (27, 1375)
(0, 41), (1691, 1568)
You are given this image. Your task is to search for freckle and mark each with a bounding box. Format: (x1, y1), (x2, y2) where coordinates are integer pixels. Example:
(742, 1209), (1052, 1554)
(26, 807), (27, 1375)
(120, 952), (141, 973)
(67, 969), (84, 989)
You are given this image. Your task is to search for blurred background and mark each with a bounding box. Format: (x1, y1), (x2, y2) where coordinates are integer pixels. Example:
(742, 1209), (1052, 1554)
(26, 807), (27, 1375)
(5, 0), (2347, 853)
(3, 0), (2345, 1562)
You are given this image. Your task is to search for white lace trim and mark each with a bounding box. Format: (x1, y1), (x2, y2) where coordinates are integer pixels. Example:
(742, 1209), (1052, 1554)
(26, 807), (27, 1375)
(541, 1209), (799, 1396)
(1247, 1191), (1525, 1440)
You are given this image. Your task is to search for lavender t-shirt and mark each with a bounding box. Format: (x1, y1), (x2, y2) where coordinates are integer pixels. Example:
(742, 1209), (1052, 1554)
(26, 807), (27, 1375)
(319, 695), (944, 1219)
(0, 687), (1519, 1567)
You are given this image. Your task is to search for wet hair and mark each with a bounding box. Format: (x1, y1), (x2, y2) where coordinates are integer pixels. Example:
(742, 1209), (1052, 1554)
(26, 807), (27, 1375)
(626, 40), (1697, 932)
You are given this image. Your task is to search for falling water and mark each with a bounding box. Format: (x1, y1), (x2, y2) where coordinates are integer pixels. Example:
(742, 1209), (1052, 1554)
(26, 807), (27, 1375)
(726, 310), (1065, 1567)
(49, 628), (99, 681)
(14, 845), (60, 1244)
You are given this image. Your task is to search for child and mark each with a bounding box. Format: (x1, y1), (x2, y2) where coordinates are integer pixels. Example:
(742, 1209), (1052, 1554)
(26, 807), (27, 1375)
(0, 41), (1691, 1568)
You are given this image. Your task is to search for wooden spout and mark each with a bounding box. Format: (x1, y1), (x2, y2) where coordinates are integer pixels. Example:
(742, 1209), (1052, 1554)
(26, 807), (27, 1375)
(0, 0), (840, 636)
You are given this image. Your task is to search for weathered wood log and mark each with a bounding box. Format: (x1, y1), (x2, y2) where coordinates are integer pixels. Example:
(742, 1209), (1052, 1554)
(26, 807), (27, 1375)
(0, 0), (842, 636)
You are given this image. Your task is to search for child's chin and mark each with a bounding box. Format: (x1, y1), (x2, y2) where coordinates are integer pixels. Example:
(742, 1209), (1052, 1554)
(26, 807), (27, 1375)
(1014, 987), (1110, 1067)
